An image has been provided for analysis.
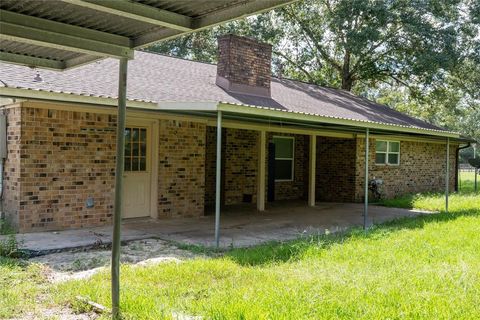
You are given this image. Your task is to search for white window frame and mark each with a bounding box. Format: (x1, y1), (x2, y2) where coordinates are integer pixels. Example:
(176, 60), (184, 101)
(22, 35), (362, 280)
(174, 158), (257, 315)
(375, 140), (400, 166)
(273, 136), (295, 182)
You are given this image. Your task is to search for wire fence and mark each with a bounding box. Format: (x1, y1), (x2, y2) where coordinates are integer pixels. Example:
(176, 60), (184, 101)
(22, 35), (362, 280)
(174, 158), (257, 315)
(459, 164), (477, 172)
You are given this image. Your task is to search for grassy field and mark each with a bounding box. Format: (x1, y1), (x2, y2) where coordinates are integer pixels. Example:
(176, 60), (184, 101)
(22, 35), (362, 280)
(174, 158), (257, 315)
(458, 170), (478, 192)
(1, 172), (479, 319)
(0, 258), (49, 319)
(53, 174), (479, 320)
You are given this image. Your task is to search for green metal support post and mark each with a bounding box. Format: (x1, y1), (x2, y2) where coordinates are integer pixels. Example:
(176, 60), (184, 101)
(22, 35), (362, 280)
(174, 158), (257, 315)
(215, 111), (222, 248)
(446, 137), (450, 213)
(364, 128), (369, 230)
(112, 57), (128, 320)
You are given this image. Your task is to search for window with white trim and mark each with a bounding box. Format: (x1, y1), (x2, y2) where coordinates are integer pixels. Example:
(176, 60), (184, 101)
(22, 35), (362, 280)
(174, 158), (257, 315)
(124, 127), (148, 171)
(375, 140), (400, 165)
(273, 136), (294, 181)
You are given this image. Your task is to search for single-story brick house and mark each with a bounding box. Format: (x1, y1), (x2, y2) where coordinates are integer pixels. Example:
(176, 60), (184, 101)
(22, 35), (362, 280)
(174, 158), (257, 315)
(0, 35), (472, 233)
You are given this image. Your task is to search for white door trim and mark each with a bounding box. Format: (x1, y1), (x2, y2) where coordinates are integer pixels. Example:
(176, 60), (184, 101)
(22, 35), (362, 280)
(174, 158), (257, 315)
(124, 116), (158, 219)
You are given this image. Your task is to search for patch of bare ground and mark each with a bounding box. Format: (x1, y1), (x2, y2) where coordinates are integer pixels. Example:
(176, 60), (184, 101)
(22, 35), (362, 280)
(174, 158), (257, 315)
(14, 238), (204, 319)
(30, 238), (204, 282)
(12, 307), (99, 320)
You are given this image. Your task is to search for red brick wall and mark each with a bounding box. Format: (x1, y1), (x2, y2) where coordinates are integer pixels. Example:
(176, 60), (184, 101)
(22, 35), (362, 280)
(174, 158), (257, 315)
(205, 128), (308, 208)
(12, 106), (117, 232)
(1, 106), (22, 228)
(205, 127), (259, 207)
(355, 138), (457, 201)
(204, 126), (217, 208)
(2, 102), (460, 232)
(2, 104), (208, 232)
(223, 128), (258, 205)
(316, 137), (357, 202)
(217, 34), (272, 90)
(158, 119), (205, 217)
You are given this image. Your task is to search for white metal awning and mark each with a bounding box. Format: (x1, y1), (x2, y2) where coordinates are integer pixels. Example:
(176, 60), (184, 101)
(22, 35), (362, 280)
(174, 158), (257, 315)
(0, 0), (295, 70)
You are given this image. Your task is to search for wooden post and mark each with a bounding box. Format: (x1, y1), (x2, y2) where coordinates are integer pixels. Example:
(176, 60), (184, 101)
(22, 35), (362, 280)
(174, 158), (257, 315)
(308, 135), (316, 207)
(257, 131), (266, 211)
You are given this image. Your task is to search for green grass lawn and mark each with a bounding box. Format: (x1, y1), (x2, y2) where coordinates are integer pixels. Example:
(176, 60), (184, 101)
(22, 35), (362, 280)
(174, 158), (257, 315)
(0, 258), (50, 318)
(1, 172), (479, 319)
(53, 180), (479, 319)
(458, 170), (478, 193)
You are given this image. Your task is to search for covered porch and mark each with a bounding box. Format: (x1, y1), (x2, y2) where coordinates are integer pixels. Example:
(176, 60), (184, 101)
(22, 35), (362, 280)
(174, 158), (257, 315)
(161, 102), (457, 247)
(14, 201), (429, 252)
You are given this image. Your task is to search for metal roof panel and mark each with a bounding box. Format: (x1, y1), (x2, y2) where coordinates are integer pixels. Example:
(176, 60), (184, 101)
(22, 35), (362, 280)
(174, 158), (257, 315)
(1, 0), (295, 69)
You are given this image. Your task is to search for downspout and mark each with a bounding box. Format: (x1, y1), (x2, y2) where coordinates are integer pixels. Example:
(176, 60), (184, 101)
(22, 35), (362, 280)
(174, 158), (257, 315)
(0, 158), (3, 220)
(0, 81), (8, 219)
(456, 143), (471, 192)
(0, 110), (7, 220)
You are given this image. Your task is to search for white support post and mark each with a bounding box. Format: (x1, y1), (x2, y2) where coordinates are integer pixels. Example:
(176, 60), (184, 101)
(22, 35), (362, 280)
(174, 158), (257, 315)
(111, 57), (128, 320)
(257, 130), (266, 211)
(364, 128), (369, 230)
(446, 137), (450, 213)
(308, 135), (316, 207)
(214, 111), (222, 248)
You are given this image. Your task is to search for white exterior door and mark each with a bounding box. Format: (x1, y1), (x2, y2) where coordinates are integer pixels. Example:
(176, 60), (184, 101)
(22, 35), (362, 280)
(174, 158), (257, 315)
(123, 123), (152, 218)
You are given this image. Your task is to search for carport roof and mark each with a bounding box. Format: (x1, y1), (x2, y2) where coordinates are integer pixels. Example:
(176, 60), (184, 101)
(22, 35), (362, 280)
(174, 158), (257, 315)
(0, 0), (294, 70)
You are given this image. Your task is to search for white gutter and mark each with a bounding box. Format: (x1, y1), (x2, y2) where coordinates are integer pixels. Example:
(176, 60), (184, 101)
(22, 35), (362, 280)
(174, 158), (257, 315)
(216, 103), (461, 139)
(0, 86), (156, 109)
(159, 100), (461, 139)
(0, 86), (463, 139)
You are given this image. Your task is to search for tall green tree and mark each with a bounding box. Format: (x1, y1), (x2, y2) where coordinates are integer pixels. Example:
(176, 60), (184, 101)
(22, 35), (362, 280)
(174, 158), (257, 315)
(147, 0), (479, 140)
(150, 0), (471, 90)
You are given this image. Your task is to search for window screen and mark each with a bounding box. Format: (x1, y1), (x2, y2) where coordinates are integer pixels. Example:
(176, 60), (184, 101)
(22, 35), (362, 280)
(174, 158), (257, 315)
(273, 137), (294, 180)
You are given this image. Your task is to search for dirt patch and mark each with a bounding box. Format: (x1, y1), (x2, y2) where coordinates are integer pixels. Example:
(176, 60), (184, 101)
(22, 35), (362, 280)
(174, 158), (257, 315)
(30, 238), (205, 283)
(13, 239), (205, 319)
(12, 307), (99, 320)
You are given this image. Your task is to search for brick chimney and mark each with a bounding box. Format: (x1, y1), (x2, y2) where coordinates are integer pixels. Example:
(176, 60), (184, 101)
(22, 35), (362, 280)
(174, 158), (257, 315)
(216, 34), (272, 97)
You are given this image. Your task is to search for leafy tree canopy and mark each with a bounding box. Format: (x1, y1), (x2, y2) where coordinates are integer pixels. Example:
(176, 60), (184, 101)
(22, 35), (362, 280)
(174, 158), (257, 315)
(148, 0), (479, 142)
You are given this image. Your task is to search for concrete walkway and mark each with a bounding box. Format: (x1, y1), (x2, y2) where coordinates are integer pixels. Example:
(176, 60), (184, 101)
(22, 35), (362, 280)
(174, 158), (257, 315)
(8, 202), (432, 253)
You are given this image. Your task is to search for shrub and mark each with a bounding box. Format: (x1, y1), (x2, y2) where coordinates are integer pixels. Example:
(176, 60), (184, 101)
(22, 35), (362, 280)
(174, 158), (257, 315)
(0, 219), (22, 258)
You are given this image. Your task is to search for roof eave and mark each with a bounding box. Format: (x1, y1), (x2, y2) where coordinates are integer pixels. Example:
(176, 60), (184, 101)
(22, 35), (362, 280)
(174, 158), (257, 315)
(0, 87), (465, 141)
(157, 100), (463, 140)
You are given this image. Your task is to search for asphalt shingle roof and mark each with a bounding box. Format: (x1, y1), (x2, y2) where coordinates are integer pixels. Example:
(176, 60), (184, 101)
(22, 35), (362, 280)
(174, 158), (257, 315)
(0, 50), (444, 131)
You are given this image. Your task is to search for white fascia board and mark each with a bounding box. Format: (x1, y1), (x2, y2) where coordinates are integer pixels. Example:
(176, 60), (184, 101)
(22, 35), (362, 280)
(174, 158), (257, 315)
(157, 101), (219, 111)
(0, 87), (463, 141)
(0, 87), (155, 109)
(217, 102), (461, 139)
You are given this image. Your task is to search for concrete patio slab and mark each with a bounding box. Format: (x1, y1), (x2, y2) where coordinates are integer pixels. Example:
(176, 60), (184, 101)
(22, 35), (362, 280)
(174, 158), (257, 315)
(6, 202), (432, 253)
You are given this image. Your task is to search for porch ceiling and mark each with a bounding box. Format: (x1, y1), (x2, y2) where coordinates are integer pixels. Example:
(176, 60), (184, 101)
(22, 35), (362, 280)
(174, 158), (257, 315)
(0, 0), (295, 70)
